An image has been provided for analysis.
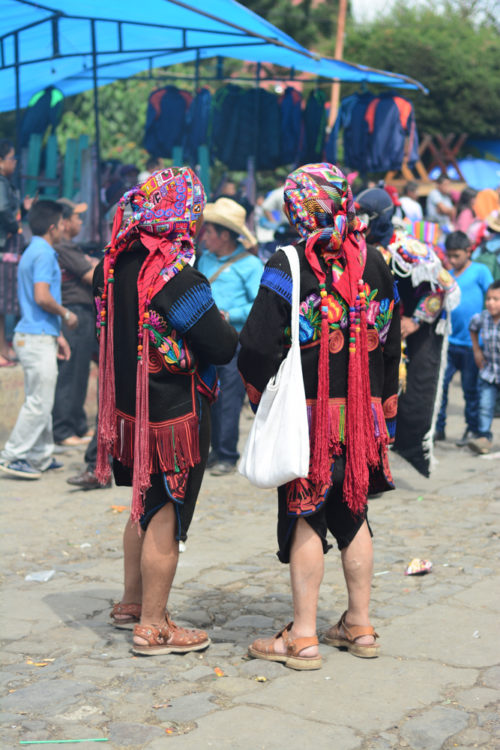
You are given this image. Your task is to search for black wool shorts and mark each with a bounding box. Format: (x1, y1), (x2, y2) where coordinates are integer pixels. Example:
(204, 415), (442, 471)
(277, 453), (372, 564)
(113, 395), (210, 539)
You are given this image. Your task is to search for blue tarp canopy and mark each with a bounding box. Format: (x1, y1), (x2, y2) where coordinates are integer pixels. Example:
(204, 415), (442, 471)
(430, 158), (500, 191)
(0, 0), (427, 112)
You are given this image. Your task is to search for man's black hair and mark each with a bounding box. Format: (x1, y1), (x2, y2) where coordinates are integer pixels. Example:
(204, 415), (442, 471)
(487, 279), (500, 292)
(403, 181), (419, 195)
(0, 139), (14, 160)
(28, 200), (63, 236)
(206, 222), (239, 245)
(57, 201), (74, 220)
(436, 173), (449, 185)
(445, 230), (470, 252)
(146, 156), (162, 171)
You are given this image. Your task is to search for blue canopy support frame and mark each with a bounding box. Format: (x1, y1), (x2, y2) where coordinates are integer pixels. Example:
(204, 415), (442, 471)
(1, 0), (428, 242)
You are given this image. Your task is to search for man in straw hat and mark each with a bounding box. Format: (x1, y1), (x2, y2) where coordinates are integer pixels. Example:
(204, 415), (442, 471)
(198, 197), (263, 476)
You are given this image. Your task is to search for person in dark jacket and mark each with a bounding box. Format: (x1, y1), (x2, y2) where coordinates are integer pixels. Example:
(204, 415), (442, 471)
(356, 188), (460, 474)
(94, 168), (238, 656)
(0, 140), (24, 366)
(52, 198), (97, 447)
(239, 164), (401, 670)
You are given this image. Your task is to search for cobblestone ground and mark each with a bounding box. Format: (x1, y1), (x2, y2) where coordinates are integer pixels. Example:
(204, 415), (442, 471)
(1, 380), (499, 749)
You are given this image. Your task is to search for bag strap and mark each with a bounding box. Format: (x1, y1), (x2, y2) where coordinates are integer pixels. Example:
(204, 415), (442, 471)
(207, 250), (250, 284)
(281, 245), (300, 350)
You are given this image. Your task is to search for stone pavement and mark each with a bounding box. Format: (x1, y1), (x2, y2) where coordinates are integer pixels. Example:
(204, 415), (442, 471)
(1, 379), (499, 750)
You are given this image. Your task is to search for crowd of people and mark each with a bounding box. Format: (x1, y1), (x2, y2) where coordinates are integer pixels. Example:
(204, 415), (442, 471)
(0, 144), (499, 665)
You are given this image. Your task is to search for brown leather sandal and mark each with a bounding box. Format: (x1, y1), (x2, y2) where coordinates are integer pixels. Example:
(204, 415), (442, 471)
(323, 611), (380, 658)
(248, 622), (322, 671)
(132, 614), (211, 656)
(110, 602), (141, 630)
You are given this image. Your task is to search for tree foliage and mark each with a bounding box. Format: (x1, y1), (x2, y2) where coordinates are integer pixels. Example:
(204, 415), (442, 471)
(238, 0), (336, 53)
(346, 1), (500, 138)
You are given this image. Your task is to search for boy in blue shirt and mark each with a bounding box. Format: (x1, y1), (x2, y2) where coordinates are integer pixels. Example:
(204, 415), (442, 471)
(0, 201), (78, 479)
(468, 280), (500, 454)
(436, 231), (493, 444)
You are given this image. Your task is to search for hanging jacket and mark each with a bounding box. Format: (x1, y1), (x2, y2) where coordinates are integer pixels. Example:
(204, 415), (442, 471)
(279, 87), (303, 166)
(300, 89), (327, 164)
(183, 87), (212, 163)
(326, 92), (374, 165)
(338, 93), (419, 173)
(20, 86), (64, 147)
(143, 86), (192, 157)
(209, 84), (245, 167)
(365, 95), (419, 172)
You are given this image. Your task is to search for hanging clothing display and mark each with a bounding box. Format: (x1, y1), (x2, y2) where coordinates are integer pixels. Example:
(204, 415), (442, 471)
(300, 89), (327, 164)
(143, 83), (326, 170)
(143, 86), (193, 158)
(279, 87), (303, 166)
(183, 87), (212, 163)
(328, 92), (419, 174)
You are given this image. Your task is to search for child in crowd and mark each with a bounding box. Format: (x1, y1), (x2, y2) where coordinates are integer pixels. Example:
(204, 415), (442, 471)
(436, 231), (493, 444)
(468, 280), (500, 454)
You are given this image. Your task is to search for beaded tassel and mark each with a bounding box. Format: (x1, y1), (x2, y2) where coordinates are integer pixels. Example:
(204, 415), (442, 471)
(131, 286), (154, 523)
(344, 279), (377, 514)
(310, 282), (331, 485)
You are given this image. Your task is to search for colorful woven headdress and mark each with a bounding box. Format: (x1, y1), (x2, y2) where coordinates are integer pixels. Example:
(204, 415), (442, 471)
(284, 163), (377, 514)
(96, 167), (206, 521)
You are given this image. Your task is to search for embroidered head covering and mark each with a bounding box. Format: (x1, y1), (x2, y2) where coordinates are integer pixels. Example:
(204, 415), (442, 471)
(96, 167), (206, 522)
(284, 163), (378, 514)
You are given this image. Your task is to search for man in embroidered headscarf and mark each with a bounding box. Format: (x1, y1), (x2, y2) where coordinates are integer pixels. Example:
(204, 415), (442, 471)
(356, 187), (460, 475)
(239, 164), (401, 669)
(94, 167), (238, 655)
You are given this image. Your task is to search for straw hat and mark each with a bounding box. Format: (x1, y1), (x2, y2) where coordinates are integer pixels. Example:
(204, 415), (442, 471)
(57, 197), (88, 214)
(486, 211), (500, 233)
(203, 197), (256, 247)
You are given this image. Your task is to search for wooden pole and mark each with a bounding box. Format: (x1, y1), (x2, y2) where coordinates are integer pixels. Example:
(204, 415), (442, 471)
(328, 0), (348, 131)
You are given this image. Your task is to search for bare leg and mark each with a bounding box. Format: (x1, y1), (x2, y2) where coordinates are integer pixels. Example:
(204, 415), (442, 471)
(134, 502), (179, 644)
(274, 518), (323, 657)
(121, 517), (144, 604)
(340, 520), (375, 645)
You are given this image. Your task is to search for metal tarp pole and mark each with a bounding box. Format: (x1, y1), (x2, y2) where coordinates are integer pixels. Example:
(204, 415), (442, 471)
(91, 20), (104, 246)
(14, 32), (22, 191)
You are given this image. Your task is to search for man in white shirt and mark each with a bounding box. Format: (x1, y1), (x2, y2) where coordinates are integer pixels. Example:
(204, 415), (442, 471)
(426, 175), (456, 229)
(400, 181), (423, 222)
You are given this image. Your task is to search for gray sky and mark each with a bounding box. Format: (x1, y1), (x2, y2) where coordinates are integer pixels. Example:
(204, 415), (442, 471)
(350, 0), (422, 23)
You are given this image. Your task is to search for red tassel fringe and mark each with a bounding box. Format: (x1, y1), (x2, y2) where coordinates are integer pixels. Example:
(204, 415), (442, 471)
(96, 277), (116, 485)
(114, 410), (200, 474)
(344, 286), (377, 515)
(131, 331), (152, 523)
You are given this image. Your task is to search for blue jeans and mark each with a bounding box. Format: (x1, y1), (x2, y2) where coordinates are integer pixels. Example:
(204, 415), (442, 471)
(436, 344), (479, 433)
(477, 378), (498, 440)
(210, 349), (246, 464)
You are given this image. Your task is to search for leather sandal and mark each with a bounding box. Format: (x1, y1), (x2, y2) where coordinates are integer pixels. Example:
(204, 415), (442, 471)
(110, 602), (141, 630)
(248, 622), (322, 671)
(132, 614), (211, 656)
(323, 611), (380, 658)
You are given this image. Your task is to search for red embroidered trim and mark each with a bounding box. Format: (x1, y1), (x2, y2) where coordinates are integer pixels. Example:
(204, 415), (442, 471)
(328, 329), (344, 353)
(367, 329), (379, 352)
(382, 394), (398, 419)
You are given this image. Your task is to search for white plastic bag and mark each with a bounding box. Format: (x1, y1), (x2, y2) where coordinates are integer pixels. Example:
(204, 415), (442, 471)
(238, 245), (310, 488)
